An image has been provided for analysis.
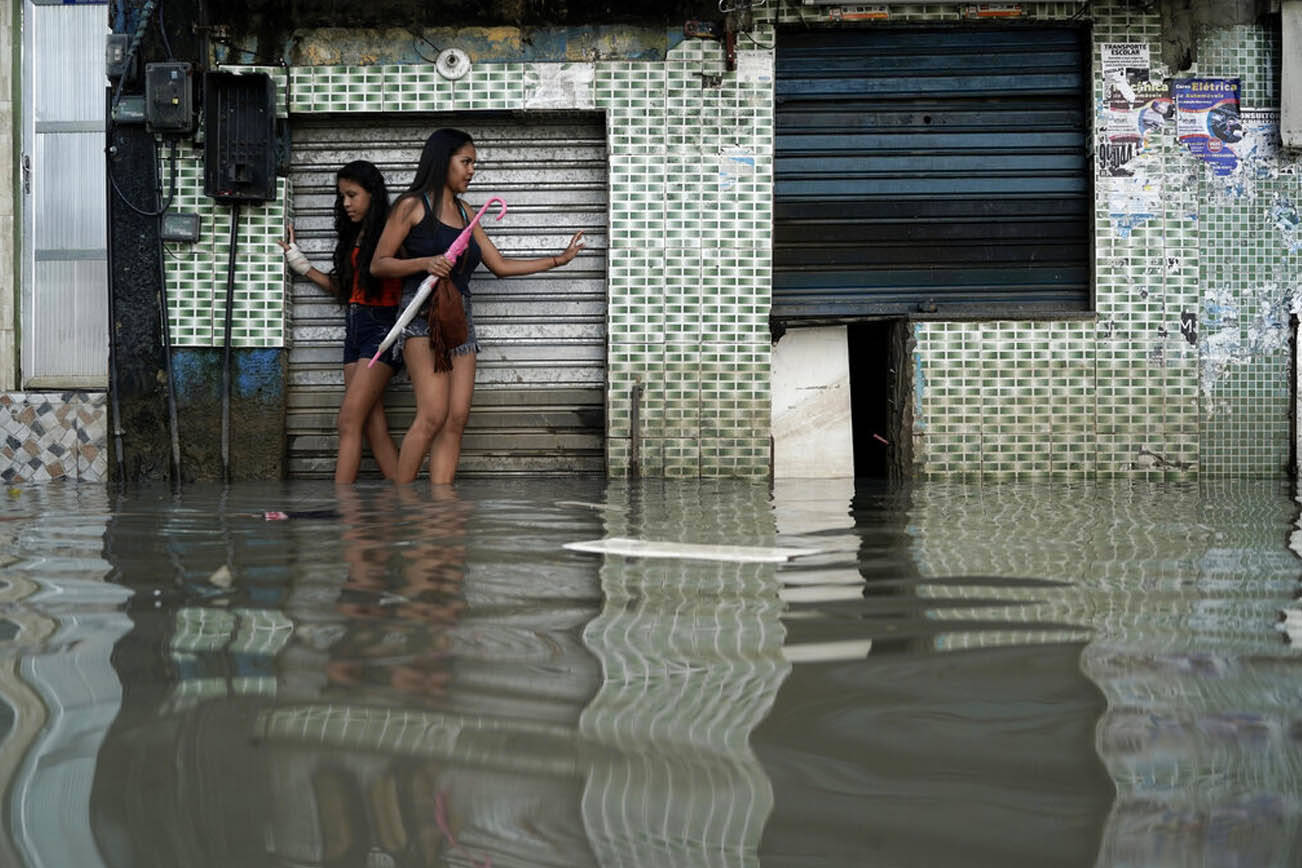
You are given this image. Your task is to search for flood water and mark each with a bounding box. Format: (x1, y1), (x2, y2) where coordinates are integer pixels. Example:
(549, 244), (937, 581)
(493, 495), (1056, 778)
(0, 476), (1299, 867)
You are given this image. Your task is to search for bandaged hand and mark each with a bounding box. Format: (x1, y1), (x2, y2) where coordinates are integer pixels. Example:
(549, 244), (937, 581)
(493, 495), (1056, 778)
(283, 242), (312, 276)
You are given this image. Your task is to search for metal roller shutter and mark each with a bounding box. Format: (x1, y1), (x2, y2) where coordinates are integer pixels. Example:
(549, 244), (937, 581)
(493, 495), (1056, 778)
(774, 27), (1091, 319)
(286, 113), (607, 477)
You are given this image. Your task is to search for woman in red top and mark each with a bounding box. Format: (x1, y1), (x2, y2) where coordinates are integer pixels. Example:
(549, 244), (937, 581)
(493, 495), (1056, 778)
(280, 160), (404, 483)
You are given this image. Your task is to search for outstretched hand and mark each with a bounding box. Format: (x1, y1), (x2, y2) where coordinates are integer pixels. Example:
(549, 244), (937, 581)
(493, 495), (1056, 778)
(557, 230), (585, 265)
(279, 224), (312, 276)
(277, 224), (296, 252)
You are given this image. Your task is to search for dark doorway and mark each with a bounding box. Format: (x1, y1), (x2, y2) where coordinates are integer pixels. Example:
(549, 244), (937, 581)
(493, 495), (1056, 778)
(848, 319), (913, 480)
(849, 321), (895, 479)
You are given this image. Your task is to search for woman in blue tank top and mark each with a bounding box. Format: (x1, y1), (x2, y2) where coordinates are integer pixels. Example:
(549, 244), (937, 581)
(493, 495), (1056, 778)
(372, 128), (585, 485)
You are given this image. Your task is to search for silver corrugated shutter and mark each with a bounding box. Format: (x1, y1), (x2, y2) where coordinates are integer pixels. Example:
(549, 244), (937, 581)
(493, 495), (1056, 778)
(286, 113), (607, 478)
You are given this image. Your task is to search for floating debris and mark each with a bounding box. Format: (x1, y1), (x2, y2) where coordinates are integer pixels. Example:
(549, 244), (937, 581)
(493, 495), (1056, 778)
(564, 536), (819, 563)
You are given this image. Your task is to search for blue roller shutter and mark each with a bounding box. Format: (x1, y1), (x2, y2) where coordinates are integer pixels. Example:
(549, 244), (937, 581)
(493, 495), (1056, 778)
(774, 27), (1091, 318)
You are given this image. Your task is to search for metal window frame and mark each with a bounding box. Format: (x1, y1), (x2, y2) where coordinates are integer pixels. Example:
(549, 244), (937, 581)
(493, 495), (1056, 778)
(20, 0), (110, 389)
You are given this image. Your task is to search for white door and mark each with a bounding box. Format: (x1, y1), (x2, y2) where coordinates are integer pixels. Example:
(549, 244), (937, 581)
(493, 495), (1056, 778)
(21, 0), (109, 388)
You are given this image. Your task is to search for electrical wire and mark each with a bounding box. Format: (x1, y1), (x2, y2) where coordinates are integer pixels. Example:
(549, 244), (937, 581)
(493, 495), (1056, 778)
(413, 32), (442, 64)
(110, 139), (179, 217)
(157, 0), (175, 61)
(110, 0), (158, 115)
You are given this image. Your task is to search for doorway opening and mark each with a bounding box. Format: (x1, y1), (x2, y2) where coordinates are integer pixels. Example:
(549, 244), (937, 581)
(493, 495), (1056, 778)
(848, 320), (912, 480)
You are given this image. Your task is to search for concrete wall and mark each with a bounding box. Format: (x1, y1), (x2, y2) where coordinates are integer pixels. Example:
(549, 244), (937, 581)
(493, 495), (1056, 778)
(770, 327), (854, 479)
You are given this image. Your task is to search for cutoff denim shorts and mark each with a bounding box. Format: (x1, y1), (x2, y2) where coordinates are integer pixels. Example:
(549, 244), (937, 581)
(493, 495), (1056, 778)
(344, 303), (404, 370)
(395, 286), (481, 361)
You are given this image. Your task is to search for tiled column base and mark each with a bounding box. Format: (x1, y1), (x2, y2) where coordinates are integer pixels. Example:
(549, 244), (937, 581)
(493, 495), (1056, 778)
(0, 392), (108, 483)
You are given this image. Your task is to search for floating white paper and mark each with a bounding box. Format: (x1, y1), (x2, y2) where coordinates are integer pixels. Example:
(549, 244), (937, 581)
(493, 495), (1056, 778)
(781, 639), (873, 664)
(563, 536), (819, 563)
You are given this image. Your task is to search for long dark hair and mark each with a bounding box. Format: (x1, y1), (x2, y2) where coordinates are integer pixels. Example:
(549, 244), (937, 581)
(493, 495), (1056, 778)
(397, 128), (474, 215)
(331, 160), (390, 304)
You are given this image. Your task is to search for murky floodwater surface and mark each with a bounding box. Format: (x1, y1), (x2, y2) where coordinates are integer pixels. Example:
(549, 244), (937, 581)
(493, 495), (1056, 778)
(0, 477), (1298, 867)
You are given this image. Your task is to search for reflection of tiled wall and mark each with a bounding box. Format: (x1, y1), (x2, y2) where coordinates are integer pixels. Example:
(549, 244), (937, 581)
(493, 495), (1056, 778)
(903, 479), (1302, 861)
(582, 479), (788, 865)
(0, 392), (107, 483)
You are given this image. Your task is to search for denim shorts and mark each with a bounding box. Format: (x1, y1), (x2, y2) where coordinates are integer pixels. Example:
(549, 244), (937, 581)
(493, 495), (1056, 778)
(344, 303), (404, 370)
(395, 287), (481, 361)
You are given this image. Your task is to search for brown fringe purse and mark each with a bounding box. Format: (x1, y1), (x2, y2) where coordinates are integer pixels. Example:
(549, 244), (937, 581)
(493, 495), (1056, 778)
(426, 276), (468, 373)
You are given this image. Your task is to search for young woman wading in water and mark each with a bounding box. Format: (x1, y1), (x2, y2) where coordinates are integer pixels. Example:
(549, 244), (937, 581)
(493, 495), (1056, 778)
(281, 160), (403, 483)
(371, 128), (584, 484)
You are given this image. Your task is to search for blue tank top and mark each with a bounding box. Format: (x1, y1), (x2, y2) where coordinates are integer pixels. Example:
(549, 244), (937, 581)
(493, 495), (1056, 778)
(403, 194), (482, 297)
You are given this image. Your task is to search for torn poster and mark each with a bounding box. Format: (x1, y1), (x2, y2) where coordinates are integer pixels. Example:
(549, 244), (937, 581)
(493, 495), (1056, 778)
(1175, 78), (1242, 175)
(1098, 44), (1172, 177)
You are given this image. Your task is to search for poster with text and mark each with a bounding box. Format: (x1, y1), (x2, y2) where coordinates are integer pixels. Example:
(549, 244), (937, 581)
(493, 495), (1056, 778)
(1175, 78), (1242, 175)
(1098, 43), (1171, 176)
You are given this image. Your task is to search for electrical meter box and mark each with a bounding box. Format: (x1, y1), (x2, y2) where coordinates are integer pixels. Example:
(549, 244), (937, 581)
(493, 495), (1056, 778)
(145, 62), (193, 133)
(203, 71), (277, 202)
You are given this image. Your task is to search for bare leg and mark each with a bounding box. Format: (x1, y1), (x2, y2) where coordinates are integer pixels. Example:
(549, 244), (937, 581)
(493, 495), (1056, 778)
(395, 338), (450, 484)
(336, 360), (397, 483)
(428, 351), (476, 485)
(363, 383), (399, 479)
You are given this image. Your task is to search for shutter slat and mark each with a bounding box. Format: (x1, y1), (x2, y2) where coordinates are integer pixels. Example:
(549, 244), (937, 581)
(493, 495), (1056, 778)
(774, 27), (1091, 318)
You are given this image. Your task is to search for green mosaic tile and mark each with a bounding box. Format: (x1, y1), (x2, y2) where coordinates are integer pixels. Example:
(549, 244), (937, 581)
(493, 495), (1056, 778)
(662, 437), (702, 478)
(290, 66), (385, 113)
(700, 436), (768, 479)
(382, 63), (457, 112)
(459, 62), (526, 111)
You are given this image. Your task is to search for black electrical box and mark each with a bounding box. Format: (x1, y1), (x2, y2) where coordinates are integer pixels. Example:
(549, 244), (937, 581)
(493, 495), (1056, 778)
(145, 62), (193, 133)
(203, 71), (277, 203)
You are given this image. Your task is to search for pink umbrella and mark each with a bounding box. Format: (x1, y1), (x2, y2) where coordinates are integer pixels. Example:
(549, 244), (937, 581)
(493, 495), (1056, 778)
(368, 196), (507, 368)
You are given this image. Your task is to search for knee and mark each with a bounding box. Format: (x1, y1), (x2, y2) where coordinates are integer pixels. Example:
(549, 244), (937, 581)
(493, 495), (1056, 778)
(444, 406), (470, 435)
(411, 407), (448, 438)
(336, 404), (366, 437)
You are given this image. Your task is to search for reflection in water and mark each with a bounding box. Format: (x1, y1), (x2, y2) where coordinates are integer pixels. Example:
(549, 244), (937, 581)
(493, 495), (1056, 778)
(0, 484), (129, 868)
(898, 480), (1302, 866)
(758, 479), (1114, 868)
(578, 481), (788, 868)
(0, 478), (1297, 866)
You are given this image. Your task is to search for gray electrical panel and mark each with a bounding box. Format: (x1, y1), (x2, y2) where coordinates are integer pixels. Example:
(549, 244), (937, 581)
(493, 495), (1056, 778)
(145, 62), (193, 133)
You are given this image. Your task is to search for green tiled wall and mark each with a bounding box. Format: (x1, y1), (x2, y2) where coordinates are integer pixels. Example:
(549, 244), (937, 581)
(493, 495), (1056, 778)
(779, 2), (1297, 479)
(171, 29), (775, 477)
(165, 3), (1295, 478)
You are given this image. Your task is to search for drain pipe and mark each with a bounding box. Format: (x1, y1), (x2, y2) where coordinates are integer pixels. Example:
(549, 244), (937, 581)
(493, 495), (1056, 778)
(220, 202), (241, 483)
(629, 382), (643, 479)
(157, 230), (181, 485)
(156, 146), (181, 486)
